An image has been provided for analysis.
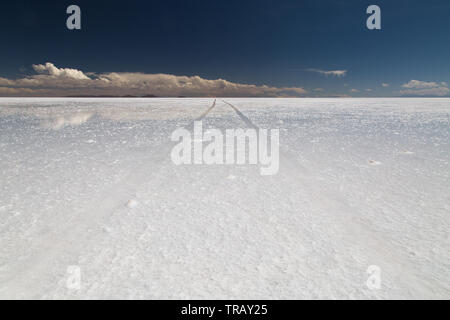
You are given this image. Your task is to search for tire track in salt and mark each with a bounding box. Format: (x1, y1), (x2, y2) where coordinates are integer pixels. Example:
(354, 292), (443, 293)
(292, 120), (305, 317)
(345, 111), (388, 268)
(222, 100), (258, 129)
(220, 99), (444, 298)
(0, 99), (218, 299)
(194, 99), (216, 122)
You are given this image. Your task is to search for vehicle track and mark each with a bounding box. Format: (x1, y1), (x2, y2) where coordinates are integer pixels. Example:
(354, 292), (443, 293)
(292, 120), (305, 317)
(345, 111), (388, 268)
(0, 99), (218, 298)
(220, 99), (444, 298)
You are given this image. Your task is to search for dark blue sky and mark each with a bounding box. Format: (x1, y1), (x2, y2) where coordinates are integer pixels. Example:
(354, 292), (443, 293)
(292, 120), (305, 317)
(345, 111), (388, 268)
(1, 0), (449, 96)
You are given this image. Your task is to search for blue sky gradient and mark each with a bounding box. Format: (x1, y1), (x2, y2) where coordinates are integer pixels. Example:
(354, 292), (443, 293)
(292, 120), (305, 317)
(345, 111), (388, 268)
(0, 0), (449, 96)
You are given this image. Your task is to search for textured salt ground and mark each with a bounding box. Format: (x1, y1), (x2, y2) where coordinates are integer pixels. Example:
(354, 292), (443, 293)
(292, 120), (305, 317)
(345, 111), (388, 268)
(0, 98), (449, 299)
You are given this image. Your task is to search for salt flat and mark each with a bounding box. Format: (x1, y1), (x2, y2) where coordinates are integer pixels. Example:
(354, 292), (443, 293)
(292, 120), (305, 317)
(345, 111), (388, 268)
(0, 98), (448, 299)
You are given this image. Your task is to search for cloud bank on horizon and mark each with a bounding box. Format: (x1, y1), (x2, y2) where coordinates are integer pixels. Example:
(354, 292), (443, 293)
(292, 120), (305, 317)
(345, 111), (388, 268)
(0, 62), (307, 97)
(399, 80), (450, 96)
(0, 63), (449, 97)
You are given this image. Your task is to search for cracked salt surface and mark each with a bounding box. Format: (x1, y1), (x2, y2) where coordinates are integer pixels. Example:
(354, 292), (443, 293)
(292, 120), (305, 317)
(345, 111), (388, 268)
(0, 97), (448, 299)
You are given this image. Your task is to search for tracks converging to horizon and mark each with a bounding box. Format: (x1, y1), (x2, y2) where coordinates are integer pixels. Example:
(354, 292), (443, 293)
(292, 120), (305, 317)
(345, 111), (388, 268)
(0, 98), (448, 298)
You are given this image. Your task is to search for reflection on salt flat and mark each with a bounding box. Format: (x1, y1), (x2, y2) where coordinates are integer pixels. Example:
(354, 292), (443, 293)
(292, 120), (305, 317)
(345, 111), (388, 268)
(0, 98), (227, 130)
(39, 113), (94, 129)
(1, 97), (449, 131)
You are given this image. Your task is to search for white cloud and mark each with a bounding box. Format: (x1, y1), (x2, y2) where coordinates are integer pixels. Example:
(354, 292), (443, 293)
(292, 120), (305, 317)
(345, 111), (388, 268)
(365, 89), (372, 92)
(0, 62), (307, 97)
(32, 62), (90, 80)
(399, 87), (450, 96)
(381, 83), (389, 87)
(401, 79), (447, 89)
(0, 78), (14, 86)
(0, 87), (48, 95)
(306, 68), (347, 77)
(349, 88), (359, 93)
(399, 79), (449, 96)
